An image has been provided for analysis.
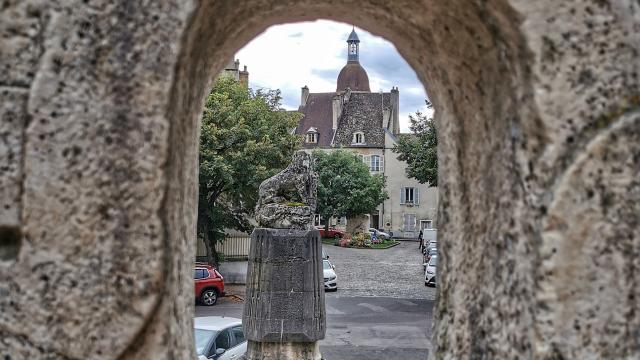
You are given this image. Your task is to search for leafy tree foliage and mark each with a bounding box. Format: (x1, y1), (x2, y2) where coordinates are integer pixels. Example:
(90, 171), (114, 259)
(198, 76), (301, 266)
(313, 150), (387, 231)
(393, 108), (438, 186)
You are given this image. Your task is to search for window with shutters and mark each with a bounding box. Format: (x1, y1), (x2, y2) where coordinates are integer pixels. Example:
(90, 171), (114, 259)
(420, 220), (433, 229)
(400, 187), (420, 205)
(360, 154), (369, 167)
(370, 155), (383, 172)
(403, 213), (416, 232)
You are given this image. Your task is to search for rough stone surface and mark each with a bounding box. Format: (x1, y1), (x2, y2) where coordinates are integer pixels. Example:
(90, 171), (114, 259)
(0, 1), (197, 359)
(245, 341), (322, 360)
(255, 151), (317, 230)
(0, 88), (27, 228)
(345, 214), (369, 235)
(0, 0), (638, 359)
(243, 229), (326, 343)
(537, 112), (640, 358)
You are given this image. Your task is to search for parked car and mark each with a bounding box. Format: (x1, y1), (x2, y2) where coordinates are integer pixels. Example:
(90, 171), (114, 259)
(322, 247), (329, 260)
(368, 228), (391, 240)
(424, 255), (437, 287)
(195, 316), (246, 360)
(323, 259), (338, 291)
(423, 248), (438, 269)
(316, 226), (345, 240)
(195, 264), (225, 306)
(426, 240), (437, 253)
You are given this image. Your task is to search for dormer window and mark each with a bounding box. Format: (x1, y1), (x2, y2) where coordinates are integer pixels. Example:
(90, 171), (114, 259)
(352, 131), (365, 145)
(306, 133), (318, 143)
(306, 127), (319, 144)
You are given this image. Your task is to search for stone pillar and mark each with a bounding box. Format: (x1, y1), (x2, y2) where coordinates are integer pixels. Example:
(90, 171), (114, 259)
(243, 228), (325, 360)
(244, 151), (325, 360)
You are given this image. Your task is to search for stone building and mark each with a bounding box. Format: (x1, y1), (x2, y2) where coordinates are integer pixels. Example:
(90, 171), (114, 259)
(296, 29), (438, 237)
(219, 58), (249, 88)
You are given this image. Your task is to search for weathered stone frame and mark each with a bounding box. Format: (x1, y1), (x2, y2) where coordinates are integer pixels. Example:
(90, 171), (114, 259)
(0, 0), (638, 359)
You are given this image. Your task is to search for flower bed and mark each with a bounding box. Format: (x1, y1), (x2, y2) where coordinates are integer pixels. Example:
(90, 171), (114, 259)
(322, 232), (398, 249)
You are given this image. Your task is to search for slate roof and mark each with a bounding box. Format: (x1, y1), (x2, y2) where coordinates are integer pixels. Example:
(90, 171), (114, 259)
(333, 92), (391, 148)
(295, 93), (335, 148)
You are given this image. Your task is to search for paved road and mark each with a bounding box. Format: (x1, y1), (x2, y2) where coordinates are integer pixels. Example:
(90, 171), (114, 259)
(196, 295), (433, 360)
(195, 241), (436, 359)
(324, 240), (437, 300)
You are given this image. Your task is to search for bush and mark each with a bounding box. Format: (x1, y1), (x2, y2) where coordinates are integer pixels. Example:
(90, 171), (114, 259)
(351, 232), (372, 248)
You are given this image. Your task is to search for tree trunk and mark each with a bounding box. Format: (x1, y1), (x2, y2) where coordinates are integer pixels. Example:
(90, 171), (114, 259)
(210, 232), (220, 268)
(203, 231), (219, 268)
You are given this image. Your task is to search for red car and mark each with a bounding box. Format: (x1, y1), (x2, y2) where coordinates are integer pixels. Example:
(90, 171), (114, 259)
(316, 226), (345, 240)
(194, 263), (225, 306)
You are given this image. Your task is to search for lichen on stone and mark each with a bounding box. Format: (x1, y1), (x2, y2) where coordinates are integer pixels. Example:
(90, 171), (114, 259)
(254, 151), (318, 229)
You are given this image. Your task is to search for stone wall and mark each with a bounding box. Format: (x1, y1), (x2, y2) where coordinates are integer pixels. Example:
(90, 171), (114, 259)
(0, 0), (637, 359)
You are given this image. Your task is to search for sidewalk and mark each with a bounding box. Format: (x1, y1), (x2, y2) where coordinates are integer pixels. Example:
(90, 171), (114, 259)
(394, 237), (420, 241)
(218, 261), (248, 284)
(222, 284), (246, 303)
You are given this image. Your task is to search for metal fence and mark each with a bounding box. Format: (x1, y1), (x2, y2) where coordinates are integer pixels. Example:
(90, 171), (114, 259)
(196, 235), (251, 261)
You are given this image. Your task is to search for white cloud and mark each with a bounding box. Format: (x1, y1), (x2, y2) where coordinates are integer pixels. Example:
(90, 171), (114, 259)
(236, 20), (431, 133)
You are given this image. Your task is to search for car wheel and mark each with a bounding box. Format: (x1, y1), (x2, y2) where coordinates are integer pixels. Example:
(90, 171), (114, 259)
(334, 234), (341, 241)
(200, 289), (218, 306)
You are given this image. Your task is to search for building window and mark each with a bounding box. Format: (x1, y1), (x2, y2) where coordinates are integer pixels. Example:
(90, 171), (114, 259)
(352, 131), (365, 145)
(420, 220), (433, 229)
(370, 155), (383, 172)
(400, 187), (420, 204)
(306, 132), (318, 143)
(403, 213), (416, 232)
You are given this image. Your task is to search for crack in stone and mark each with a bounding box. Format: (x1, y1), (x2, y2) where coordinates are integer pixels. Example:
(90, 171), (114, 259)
(0, 83), (31, 89)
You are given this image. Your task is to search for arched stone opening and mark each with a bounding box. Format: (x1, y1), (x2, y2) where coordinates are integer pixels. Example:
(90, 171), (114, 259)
(0, 1), (637, 359)
(169, 1), (537, 359)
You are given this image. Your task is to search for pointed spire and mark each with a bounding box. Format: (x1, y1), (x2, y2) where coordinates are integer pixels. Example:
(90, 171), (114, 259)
(347, 27), (360, 43)
(347, 27), (360, 62)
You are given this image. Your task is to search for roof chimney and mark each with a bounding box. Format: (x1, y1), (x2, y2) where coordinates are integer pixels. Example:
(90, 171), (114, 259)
(301, 86), (309, 107)
(239, 64), (249, 88)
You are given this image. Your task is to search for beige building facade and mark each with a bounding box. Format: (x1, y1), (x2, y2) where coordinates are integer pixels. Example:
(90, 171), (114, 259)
(296, 29), (438, 238)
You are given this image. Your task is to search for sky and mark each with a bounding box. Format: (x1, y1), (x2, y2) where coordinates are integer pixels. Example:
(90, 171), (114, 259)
(235, 20), (432, 133)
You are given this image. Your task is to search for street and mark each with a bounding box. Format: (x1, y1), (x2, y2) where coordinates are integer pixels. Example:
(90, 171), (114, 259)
(196, 241), (435, 360)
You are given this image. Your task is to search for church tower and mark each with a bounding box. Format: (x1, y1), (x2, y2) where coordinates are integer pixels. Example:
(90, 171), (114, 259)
(347, 27), (360, 62)
(336, 28), (371, 92)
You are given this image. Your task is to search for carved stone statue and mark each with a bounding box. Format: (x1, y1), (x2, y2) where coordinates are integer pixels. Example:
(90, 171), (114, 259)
(243, 150), (325, 360)
(255, 151), (318, 229)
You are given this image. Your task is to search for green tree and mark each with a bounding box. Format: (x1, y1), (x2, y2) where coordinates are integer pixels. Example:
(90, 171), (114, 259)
(313, 150), (387, 232)
(198, 76), (301, 266)
(393, 107), (438, 186)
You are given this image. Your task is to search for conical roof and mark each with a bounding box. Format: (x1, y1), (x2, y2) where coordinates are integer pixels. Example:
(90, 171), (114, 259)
(347, 28), (360, 43)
